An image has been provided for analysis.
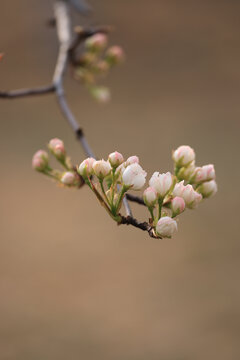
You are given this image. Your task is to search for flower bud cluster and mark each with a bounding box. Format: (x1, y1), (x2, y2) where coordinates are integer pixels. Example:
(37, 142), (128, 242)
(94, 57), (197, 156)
(78, 152), (147, 220)
(34, 142), (217, 240)
(172, 145), (217, 199)
(74, 32), (125, 103)
(32, 138), (82, 188)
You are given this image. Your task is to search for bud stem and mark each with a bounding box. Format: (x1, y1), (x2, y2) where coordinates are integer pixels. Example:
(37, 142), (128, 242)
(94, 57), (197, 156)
(158, 198), (163, 220)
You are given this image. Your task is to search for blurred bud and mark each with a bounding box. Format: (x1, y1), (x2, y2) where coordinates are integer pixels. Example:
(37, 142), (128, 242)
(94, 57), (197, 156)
(122, 163), (147, 190)
(125, 156), (139, 166)
(197, 180), (218, 198)
(143, 187), (158, 208)
(94, 60), (110, 74)
(193, 164), (216, 183)
(93, 159), (111, 179)
(90, 86), (111, 103)
(171, 196), (185, 216)
(108, 151), (124, 168)
(85, 33), (108, 52)
(173, 181), (202, 209)
(48, 138), (65, 160)
(61, 172), (77, 186)
(105, 46), (125, 65)
(173, 145), (195, 167)
(149, 172), (173, 198)
(0, 53), (4, 62)
(78, 157), (96, 178)
(32, 150), (49, 172)
(156, 216), (178, 238)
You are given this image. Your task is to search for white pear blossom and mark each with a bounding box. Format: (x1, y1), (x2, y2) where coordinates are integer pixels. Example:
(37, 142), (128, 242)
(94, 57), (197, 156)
(197, 180), (218, 198)
(156, 216), (178, 238)
(173, 145), (195, 167)
(149, 172), (173, 198)
(173, 181), (202, 209)
(143, 187), (158, 207)
(93, 159), (111, 179)
(78, 157), (96, 177)
(122, 163), (147, 190)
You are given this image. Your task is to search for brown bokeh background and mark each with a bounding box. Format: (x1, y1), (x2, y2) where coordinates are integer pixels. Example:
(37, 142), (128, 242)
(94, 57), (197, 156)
(0, 1), (239, 359)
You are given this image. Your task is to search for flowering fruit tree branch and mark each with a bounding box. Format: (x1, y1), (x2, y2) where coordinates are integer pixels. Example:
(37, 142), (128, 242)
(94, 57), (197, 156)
(1, 1), (218, 239)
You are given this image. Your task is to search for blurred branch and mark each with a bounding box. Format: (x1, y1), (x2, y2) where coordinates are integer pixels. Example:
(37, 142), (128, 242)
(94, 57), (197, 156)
(0, 85), (55, 98)
(0, 0), (153, 234)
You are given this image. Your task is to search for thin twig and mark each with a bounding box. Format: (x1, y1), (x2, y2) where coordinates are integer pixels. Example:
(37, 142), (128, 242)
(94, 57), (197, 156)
(0, 85), (55, 98)
(119, 216), (159, 239)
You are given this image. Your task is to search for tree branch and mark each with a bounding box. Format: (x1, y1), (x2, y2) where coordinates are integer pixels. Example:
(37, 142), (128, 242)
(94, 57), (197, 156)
(119, 216), (158, 238)
(0, 0), (152, 235)
(0, 85), (55, 98)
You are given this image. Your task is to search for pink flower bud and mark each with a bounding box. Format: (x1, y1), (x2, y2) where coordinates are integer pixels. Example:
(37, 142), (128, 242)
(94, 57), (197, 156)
(173, 145), (195, 167)
(48, 138), (65, 160)
(197, 180), (218, 198)
(32, 150), (49, 171)
(156, 216), (178, 238)
(122, 163), (147, 190)
(61, 172), (77, 186)
(106, 46), (125, 65)
(85, 33), (108, 51)
(149, 172), (173, 198)
(143, 187), (158, 207)
(93, 159), (111, 179)
(108, 151), (124, 168)
(171, 197), (185, 216)
(193, 164), (216, 183)
(78, 157), (96, 178)
(173, 181), (202, 209)
(125, 156), (139, 166)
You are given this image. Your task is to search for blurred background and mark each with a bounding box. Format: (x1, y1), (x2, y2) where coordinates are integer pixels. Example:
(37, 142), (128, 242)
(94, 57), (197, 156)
(0, 0), (239, 359)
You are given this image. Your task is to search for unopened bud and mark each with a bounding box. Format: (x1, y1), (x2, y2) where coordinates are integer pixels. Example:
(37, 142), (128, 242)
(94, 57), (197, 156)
(125, 156), (139, 166)
(193, 164), (216, 183)
(177, 162), (196, 181)
(105, 46), (125, 65)
(143, 187), (158, 207)
(93, 159), (111, 179)
(61, 172), (77, 186)
(85, 33), (108, 52)
(173, 181), (202, 209)
(32, 150), (49, 172)
(171, 196), (185, 216)
(78, 157), (96, 178)
(94, 60), (110, 74)
(197, 180), (218, 198)
(108, 151), (124, 168)
(90, 86), (111, 103)
(173, 145), (195, 167)
(156, 216), (178, 238)
(48, 138), (65, 160)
